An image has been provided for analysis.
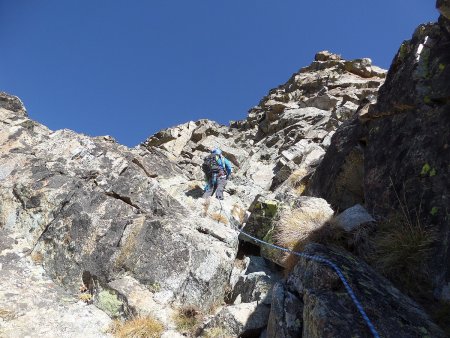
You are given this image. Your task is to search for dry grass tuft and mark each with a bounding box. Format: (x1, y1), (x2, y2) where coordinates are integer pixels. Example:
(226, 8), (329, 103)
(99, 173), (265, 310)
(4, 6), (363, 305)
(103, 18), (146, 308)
(31, 251), (44, 264)
(274, 208), (333, 273)
(367, 212), (436, 294)
(367, 179), (437, 296)
(188, 181), (201, 190)
(109, 316), (164, 338)
(201, 326), (232, 338)
(282, 216), (375, 274)
(210, 212), (229, 225)
(0, 308), (16, 321)
(174, 306), (202, 335)
(274, 208), (332, 250)
(282, 220), (345, 273)
(79, 293), (92, 303)
(288, 169), (308, 195)
(202, 199), (210, 217)
(231, 204), (246, 224)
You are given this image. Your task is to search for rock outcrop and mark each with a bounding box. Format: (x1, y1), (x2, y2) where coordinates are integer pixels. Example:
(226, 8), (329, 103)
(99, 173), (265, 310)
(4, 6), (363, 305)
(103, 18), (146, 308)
(0, 92), (238, 334)
(267, 244), (445, 338)
(310, 2), (450, 309)
(1, 2), (449, 335)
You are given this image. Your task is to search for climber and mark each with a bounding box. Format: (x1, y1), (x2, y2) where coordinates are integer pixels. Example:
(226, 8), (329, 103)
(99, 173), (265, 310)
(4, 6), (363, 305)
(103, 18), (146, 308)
(202, 148), (232, 200)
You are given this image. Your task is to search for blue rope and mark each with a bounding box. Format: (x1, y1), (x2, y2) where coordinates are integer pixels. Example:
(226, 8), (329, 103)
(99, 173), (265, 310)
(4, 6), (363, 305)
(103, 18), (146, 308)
(218, 201), (380, 338)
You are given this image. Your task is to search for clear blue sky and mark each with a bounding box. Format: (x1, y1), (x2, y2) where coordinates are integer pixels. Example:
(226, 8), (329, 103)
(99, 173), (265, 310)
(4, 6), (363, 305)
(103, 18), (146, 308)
(0, 1), (438, 146)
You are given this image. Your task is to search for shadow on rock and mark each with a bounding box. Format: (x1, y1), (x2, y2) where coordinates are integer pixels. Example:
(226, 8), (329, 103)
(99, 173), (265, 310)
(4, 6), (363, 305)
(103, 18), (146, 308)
(185, 186), (205, 199)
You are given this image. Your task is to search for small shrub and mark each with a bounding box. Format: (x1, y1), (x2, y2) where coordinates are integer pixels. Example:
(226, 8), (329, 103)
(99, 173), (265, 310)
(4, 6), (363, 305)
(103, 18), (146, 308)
(210, 212), (229, 225)
(174, 306), (202, 335)
(109, 316), (164, 338)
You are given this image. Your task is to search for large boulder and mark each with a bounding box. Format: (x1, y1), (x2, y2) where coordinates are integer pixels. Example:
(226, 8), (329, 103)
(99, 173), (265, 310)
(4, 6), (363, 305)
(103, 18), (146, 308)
(201, 301), (271, 337)
(268, 244), (445, 338)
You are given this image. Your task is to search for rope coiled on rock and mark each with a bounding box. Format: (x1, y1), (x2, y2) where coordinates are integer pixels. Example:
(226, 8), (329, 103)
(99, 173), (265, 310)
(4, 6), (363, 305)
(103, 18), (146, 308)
(218, 200), (380, 338)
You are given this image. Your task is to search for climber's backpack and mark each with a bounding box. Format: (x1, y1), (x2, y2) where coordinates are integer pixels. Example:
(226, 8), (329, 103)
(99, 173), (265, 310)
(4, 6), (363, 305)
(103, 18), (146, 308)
(202, 154), (222, 178)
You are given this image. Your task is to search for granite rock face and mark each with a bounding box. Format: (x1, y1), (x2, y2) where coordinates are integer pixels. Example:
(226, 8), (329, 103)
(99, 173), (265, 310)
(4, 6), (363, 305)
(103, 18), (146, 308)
(268, 244), (445, 338)
(0, 95), (238, 322)
(141, 51), (386, 206)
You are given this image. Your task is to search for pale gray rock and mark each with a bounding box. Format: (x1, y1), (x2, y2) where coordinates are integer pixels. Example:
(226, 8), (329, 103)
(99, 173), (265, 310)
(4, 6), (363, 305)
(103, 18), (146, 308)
(0, 228), (112, 338)
(0, 48), (394, 337)
(202, 301), (270, 337)
(314, 50), (342, 61)
(345, 58), (374, 78)
(0, 99), (238, 315)
(333, 204), (375, 232)
(108, 275), (177, 331)
(231, 271), (276, 305)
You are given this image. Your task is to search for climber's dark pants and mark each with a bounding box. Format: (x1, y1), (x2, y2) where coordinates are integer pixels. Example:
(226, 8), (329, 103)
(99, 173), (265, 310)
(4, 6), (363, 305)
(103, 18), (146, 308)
(203, 176), (227, 199)
(215, 176), (227, 199)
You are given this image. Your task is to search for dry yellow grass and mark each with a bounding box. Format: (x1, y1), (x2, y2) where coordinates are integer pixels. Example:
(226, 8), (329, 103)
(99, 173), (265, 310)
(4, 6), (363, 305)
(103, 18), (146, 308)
(109, 316), (164, 338)
(31, 251), (44, 264)
(288, 169), (308, 195)
(174, 306), (202, 335)
(210, 212), (229, 225)
(201, 326), (232, 338)
(231, 204), (246, 224)
(368, 179), (438, 296)
(274, 208), (334, 273)
(79, 293), (92, 303)
(368, 212), (436, 293)
(0, 308), (16, 321)
(274, 208), (332, 250)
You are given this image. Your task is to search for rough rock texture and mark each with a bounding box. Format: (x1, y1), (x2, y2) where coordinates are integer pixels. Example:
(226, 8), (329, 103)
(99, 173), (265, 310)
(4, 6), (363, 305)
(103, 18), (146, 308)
(333, 204), (375, 232)
(202, 301), (271, 337)
(242, 195), (334, 266)
(2, 19), (449, 335)
(0, 93), (239, 336)
(268, 243), (445, 338)
(309, 11), (450, 306)
(0, 228), (112, 338)
(229, 256), (281, 306)
(366, 21), (450, 300)
(141, 51), (386, 205)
